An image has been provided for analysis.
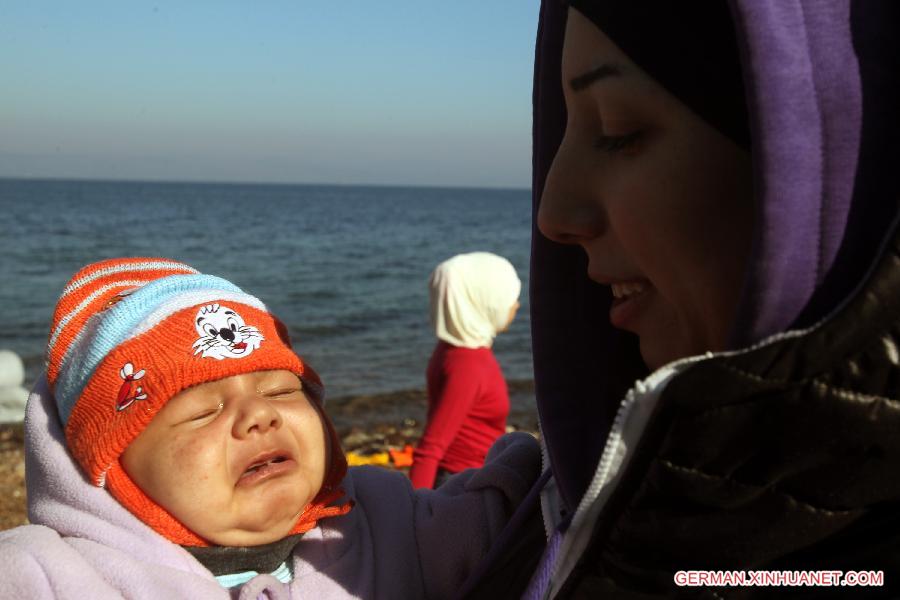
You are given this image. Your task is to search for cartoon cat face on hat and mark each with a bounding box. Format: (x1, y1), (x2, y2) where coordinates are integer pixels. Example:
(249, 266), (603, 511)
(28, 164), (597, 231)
(192, 303), (264, 360)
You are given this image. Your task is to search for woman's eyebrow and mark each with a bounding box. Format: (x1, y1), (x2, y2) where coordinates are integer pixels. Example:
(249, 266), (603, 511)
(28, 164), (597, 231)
(570, 63), (622, 92)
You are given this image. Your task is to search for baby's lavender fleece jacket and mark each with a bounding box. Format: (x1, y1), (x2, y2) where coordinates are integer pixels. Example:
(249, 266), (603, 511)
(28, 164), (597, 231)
(0, 377), (541, 599)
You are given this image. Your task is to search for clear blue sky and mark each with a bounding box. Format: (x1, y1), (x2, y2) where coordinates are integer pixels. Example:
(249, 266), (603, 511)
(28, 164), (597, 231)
(0, 1), (540, 188)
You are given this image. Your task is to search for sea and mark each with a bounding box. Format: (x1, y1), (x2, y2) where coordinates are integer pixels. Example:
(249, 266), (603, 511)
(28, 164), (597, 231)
(0, 178), (534, 412)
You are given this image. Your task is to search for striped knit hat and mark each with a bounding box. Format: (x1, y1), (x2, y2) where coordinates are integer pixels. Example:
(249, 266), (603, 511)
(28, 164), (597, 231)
(46, 258), (349, 546)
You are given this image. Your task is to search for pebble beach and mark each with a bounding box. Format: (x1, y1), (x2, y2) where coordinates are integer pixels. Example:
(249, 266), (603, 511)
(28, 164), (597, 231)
(0, 380), (539, 532)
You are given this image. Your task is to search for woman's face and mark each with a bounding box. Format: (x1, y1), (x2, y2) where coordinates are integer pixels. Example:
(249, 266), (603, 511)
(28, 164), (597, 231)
(538, 9), (755, 369)
(499, 301), (520, 333)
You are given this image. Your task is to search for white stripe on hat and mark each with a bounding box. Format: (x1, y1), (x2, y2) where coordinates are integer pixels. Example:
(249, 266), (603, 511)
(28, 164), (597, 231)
(46, 280), (153, 360)
(127, 290), (268, 340)
(61, 260), (198, 297)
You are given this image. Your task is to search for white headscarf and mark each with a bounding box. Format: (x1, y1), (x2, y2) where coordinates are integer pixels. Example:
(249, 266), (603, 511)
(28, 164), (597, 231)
(429, 252), (522, 349)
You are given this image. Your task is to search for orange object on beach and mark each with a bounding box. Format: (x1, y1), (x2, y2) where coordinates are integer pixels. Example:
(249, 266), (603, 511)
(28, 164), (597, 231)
(346, 451), (391, 467)
(389, 445), (414, 468)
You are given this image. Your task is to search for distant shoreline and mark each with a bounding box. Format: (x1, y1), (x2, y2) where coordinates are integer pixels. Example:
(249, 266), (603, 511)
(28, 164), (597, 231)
(328, 378), (538, 437)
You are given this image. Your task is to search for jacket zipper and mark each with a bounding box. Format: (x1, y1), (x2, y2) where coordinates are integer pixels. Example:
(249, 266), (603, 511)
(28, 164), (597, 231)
(546, 346), (741, 599)
(543, 325), (820, 598)
(538, 421), (555, 539)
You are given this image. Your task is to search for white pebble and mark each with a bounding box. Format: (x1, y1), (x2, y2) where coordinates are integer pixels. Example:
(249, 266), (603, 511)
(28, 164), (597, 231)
(0, 386), (28, 423)
(0, 350), (25, 388)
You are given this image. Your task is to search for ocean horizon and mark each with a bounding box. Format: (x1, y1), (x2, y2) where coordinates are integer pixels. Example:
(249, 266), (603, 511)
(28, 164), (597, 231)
(1, 177), (535, 410)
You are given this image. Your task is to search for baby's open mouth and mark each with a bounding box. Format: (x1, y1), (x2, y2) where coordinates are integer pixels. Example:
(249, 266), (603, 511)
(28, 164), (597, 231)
(243, 455), (286, 475)
(237, 453), (293, 486)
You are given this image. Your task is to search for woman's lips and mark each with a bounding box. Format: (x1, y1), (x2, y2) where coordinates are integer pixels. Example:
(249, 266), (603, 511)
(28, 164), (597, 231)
(236, 453), (296, 488)
(609, 280), (651, 330)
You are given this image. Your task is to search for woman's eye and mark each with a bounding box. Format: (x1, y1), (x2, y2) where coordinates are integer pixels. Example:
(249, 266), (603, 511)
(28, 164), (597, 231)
(593, 131), (642, 153)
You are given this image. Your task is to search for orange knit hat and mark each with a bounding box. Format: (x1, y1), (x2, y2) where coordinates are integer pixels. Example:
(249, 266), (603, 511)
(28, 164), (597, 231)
(46, 258), (351, 546)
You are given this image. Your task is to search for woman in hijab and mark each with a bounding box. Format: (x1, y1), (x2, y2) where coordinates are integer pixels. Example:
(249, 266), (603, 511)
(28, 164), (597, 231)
(463, 0), (900, 597)
(409, 252), (522, 489)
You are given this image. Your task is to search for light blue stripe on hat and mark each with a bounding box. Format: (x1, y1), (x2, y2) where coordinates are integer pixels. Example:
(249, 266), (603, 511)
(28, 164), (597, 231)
(55, 274), (247, 424)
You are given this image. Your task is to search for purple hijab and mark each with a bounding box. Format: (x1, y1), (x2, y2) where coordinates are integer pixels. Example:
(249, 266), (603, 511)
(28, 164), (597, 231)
(530, 0), (900, 513)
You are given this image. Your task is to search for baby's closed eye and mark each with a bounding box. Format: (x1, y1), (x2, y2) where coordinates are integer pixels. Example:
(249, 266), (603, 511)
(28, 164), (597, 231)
(191, 406), (222, 420)
(263, 387), (304, 400)
(176, 402), (225, 425)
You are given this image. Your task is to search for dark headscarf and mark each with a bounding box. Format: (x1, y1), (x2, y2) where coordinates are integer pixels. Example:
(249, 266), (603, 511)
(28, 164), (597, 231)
(531, 0), (897, 512)
(568, 0), (750, 148)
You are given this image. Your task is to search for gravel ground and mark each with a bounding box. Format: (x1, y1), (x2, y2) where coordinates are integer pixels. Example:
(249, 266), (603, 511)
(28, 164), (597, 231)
(0, 424), (26, 530)
(0, 385), (539, 532)
(0, 420), (424, 532)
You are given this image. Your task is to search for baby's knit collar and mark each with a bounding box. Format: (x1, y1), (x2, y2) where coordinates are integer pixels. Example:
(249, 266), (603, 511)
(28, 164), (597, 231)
(184, 533), (303, 576)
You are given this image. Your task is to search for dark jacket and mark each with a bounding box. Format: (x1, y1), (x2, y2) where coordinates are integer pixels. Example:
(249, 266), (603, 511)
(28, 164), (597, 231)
(556, 224), (900, 598)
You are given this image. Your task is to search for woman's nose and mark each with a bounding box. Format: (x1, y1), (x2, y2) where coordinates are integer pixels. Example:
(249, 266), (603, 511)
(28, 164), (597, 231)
(537, 135), (607, 245)
(233, 394), (283, 438)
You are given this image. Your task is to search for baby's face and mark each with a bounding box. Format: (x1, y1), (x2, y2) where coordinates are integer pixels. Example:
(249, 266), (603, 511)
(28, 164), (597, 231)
(121, 369), (327, 546)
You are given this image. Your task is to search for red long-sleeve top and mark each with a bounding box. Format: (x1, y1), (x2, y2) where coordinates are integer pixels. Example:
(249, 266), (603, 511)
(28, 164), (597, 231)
(409, 341), (510, 489)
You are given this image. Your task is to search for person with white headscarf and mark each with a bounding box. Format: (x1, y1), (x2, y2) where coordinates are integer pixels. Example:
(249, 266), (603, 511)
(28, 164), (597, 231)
(409, 252), (522, 489)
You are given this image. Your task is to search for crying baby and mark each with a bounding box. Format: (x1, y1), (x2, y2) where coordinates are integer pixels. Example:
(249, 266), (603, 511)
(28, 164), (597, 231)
(6, 257), (540, 599)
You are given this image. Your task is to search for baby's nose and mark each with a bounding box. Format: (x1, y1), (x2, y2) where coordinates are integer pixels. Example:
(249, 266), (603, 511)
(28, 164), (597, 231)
(218, 328), (235, 342)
